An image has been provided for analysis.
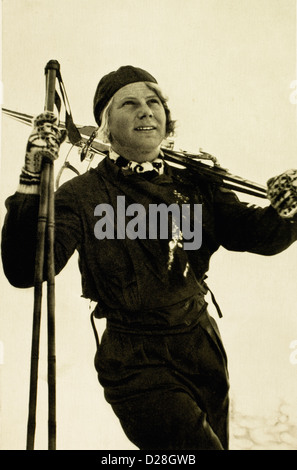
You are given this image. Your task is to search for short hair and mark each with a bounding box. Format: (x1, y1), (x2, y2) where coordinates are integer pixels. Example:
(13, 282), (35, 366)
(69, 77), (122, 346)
(96, 82), (176, 144)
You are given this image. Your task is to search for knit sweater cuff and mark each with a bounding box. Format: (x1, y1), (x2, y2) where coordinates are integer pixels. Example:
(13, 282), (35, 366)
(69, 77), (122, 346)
(18, 167), (41, 194)
(17, 183), (40, 195)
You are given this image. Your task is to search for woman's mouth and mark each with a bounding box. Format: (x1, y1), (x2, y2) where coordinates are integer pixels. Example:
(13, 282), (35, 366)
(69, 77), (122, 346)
(134, 126), (156, 131)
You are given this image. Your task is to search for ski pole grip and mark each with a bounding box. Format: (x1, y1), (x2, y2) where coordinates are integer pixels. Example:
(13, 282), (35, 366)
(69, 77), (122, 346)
(44, 60), (60, 113)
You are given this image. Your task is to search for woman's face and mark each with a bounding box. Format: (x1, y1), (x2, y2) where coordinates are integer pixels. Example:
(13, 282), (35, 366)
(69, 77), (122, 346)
(108, 82), (166, 162)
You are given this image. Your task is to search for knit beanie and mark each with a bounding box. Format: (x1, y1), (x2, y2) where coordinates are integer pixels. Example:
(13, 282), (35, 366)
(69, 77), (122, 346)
(93, 65), (158, 126)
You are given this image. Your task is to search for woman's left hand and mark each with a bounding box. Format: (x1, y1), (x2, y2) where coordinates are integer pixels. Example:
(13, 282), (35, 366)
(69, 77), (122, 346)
(267, 169), (297, 218)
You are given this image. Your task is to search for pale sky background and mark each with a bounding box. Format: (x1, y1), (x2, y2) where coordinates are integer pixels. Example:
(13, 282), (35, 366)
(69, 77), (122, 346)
(1, 0), (297, 450)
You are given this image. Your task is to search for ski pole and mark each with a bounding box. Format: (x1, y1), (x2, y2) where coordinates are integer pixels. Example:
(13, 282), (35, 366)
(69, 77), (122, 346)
(26, 60), (59, 450)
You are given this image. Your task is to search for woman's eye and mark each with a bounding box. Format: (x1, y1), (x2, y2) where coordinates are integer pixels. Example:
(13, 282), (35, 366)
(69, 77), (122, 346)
(123, 101), (135, 106)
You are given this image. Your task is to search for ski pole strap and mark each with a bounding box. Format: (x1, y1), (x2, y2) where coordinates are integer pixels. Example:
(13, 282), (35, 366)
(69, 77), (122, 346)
(53, 68), (82, 146)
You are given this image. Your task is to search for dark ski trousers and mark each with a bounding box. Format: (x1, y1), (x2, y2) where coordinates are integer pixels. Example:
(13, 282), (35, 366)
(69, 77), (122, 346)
(95, 310), (229, 450)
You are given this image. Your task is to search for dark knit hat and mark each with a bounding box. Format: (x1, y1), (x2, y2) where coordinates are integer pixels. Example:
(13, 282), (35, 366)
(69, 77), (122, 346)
(93, 65), (158, 126)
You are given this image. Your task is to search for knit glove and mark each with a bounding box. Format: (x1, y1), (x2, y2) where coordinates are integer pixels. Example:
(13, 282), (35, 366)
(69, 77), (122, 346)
(267, 169), (297, 218)
(19, 112), (66, 188)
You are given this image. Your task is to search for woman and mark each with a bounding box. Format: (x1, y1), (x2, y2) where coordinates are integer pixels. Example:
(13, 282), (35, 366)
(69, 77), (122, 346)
(2, 65), (297, 450)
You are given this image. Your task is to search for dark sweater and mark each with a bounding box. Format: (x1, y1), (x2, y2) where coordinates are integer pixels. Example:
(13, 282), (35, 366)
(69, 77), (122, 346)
(2, 157), (297, 328)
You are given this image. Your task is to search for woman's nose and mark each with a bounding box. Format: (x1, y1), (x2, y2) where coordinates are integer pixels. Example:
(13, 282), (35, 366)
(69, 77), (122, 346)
(137, 103), (153, 118)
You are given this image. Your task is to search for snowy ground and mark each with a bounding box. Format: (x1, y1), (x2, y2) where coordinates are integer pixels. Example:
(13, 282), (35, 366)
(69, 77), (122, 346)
(229, 401), (297, 450)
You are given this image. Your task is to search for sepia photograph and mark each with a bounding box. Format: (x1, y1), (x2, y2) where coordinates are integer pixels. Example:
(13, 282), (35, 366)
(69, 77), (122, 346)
(1, 0), (297, 451)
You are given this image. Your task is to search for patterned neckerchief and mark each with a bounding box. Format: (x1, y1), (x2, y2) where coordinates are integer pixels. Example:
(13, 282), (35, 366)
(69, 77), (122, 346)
(109, 148), (165, 176)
